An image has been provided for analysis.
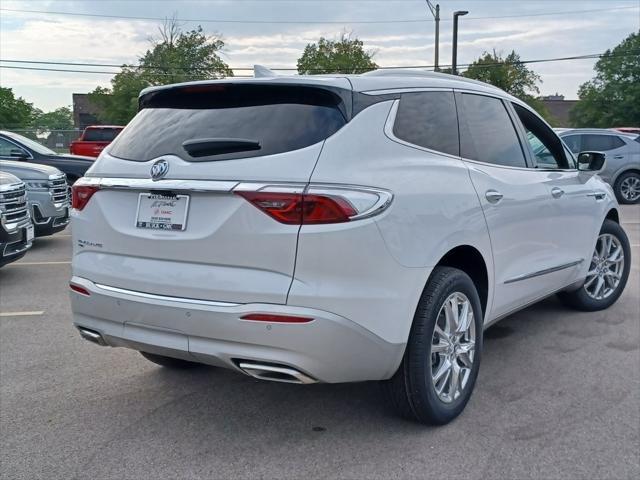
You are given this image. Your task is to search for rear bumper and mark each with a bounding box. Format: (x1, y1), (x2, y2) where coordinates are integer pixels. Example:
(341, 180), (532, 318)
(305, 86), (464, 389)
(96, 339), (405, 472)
(70, 276), (405, 383)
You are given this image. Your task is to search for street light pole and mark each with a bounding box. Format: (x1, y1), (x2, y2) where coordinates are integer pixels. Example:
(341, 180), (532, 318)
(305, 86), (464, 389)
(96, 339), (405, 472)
(452, 10), (468, 75)
(426, 1), (440, 71)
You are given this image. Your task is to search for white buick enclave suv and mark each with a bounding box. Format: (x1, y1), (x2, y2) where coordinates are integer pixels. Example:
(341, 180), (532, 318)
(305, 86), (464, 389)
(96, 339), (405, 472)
(70, 70), (630, 424)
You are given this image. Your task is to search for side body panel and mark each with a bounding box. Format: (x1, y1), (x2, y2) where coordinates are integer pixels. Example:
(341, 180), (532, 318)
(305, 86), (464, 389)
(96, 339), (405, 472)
(289, 99), (493, 344)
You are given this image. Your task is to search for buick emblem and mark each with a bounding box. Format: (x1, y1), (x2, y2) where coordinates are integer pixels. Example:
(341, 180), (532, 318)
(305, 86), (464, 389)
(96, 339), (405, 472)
(150, 159), (169, 181)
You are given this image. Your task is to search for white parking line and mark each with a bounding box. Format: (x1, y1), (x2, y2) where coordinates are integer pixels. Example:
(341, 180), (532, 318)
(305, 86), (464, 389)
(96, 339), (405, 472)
(11, 261), (71, 266)
(0, 311), (44, 317)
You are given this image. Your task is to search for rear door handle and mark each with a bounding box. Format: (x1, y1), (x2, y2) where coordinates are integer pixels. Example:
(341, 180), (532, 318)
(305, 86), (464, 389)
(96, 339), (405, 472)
(485, 190), (503, 204)
(613, 155), (624, 160)
(587, 191), (606, 200)
(551, 187), (564, 198)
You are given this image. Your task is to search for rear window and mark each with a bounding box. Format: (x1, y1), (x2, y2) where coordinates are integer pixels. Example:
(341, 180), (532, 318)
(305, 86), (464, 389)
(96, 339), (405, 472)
(83, 128), (122, 142)
(108, 84), (348, 162)
(582, 134), (625, 151)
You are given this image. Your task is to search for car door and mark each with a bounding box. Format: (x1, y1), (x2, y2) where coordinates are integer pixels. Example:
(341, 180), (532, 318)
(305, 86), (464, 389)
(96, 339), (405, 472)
(510, 103), (605, 283)
(581, 133), (628, 184)
(455, 91), (569, 319)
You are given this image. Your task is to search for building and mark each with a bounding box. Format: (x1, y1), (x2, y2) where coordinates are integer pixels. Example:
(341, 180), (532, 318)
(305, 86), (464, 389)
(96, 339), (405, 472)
(72, 93), (103, 130)
(540, 94), (579, 128)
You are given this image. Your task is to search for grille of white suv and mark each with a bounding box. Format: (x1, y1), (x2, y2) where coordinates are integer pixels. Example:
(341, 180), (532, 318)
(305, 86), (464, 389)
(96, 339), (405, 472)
(49, 175), (69, 204)
(0, 182), (29, 231)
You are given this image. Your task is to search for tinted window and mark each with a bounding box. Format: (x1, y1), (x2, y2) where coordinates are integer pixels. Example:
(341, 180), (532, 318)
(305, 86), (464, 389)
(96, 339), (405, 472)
(83, 128), (122, 142)
(458, 94), (526, 167)
(393, 91), (459, 156)
(109, 85), (347, 162)
(0, 137), (29, 157)
(582, 134), (625, 151)
(562, 135), (581, 154)
(513, 103), (569, 169)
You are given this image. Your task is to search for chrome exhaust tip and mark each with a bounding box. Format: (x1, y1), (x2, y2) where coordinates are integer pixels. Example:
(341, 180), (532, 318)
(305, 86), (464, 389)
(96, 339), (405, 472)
(77, 327), (107, 346)
(237, 362), (317, 384)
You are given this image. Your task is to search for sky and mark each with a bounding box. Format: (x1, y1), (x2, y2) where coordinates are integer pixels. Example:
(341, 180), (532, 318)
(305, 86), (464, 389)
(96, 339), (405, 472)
(1, 0), (639, 111)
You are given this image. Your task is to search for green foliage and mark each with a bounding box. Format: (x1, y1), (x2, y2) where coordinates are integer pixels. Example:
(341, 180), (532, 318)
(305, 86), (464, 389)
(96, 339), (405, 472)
(297, 33), (378, 74)
(32, 106), (74, 133)
(570, 32), (640, 127)
(462, 50), (555, 124)
(0, 87), (37, 129)
(89, 19), (233, 125)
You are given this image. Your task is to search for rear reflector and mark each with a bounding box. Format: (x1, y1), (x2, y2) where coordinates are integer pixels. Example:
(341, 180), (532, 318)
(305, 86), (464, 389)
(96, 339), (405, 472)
(240, 313), (313, 323)
(71, 184), (100, 211)
(236, 191), (357, 225)
(70, 283), (91, 296)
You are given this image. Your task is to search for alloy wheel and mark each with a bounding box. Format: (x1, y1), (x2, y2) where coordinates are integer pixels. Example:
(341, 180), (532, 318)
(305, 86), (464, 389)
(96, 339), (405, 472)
(620, 176), (640, 202)
(584, 233), (625, 300)
(430, 292), (476, 404)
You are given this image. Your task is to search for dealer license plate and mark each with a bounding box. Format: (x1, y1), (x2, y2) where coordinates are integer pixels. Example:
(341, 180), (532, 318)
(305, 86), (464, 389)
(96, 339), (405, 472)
(135, 193), (190, 231)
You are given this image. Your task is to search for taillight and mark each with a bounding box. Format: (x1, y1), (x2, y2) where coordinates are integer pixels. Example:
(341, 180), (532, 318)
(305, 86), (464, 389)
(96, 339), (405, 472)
(235, 192), (303, 224)
(236, 186), (391, 225)
(71, 184), (100, 210)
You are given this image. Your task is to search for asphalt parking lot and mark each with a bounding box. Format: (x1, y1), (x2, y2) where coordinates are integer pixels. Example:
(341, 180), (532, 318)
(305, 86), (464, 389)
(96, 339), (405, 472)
(1, 206), (638, 480)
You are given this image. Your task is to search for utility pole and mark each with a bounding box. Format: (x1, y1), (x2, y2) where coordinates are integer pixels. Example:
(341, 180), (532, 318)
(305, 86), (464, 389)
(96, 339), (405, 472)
(426, 1), (440, 71)
(452, 10), (468, 75)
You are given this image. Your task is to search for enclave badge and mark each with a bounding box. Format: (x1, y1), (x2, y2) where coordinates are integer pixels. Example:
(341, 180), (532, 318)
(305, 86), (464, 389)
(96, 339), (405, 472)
(150, 159), (169, 181)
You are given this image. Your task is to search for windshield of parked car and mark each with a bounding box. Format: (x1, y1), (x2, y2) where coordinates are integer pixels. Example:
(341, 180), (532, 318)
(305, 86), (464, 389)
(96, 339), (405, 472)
(3, 131), (57, 155)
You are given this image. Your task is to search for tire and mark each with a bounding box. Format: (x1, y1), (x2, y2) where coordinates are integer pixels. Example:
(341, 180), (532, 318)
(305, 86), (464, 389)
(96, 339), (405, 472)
(140, 351), (203, 369)
(558, 219), (631, 311)
(614, 171), (640, 204)
(382, 266), (483, 425)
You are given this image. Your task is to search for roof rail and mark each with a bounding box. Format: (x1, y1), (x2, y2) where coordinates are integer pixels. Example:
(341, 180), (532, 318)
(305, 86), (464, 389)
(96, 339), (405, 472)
(362, 68), (503, 91)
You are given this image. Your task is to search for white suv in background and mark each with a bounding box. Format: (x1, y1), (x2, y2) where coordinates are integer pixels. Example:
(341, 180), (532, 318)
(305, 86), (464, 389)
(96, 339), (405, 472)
(70, 71), (630, 424)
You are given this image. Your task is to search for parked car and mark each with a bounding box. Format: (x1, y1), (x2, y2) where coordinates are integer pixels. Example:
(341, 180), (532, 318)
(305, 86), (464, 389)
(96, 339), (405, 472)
(0, 160), (70, 237)
(614, 127), (640, 135)
(69, 71), (630, 424)
(0, 171), (33, 267)
(69, 125), (124, 157)
(0, 131), (94, 184)
(558, 128), (640, 204)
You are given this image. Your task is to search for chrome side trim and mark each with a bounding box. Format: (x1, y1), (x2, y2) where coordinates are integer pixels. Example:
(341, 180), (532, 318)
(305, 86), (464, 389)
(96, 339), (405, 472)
(93, 283), (242, 307)
(76, 176), (239, 193)
(504, 259), (584, 284)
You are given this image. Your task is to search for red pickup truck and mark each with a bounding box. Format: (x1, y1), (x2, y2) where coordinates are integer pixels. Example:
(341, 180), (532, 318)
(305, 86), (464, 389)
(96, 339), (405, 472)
(69, 125), (124, 157)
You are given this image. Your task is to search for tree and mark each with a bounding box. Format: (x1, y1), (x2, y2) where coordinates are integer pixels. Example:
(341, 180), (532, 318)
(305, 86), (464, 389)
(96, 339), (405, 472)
(89, 19), (232, 124)
(462, 50), (554, 123)
(0, 87), (37, 129)
(32, 107), (74, 133)
(570, 32), (640, 127)
(297, 33), (378, 75)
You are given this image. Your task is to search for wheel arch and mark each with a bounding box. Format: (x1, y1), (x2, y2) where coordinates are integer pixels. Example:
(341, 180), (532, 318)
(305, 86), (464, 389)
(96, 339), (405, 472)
(612, 167), (640, 186)
(434, 245), (489, 317)
(605, 208), (620, 224)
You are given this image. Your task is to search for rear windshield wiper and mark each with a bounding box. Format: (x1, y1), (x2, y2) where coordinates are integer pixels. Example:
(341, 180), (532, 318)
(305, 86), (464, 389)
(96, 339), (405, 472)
(182, 138), (261, 158)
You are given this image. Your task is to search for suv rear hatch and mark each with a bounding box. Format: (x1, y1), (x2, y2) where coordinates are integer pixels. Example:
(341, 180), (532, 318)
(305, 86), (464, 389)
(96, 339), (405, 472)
(72, 80), (352, 304)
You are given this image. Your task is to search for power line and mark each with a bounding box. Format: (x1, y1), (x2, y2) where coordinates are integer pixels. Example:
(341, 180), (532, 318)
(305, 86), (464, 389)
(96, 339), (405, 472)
(0, 5), (637, 24)
(2, 51), (637, 76)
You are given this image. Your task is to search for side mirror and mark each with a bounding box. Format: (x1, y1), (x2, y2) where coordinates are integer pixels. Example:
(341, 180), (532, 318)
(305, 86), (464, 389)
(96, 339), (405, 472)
(577, 151), (606, 172)
(9, 148), (27, 160)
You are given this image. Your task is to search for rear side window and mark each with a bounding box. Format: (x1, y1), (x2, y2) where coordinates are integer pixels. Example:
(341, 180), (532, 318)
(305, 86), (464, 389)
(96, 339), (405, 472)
(562, 135), (581, 154)
(83, 128), (122, 142)
(392, 91), (459, 156)
(458, 93), (526, 168)
(108, 84), (348, 162)
(582, 134), (625, 151)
